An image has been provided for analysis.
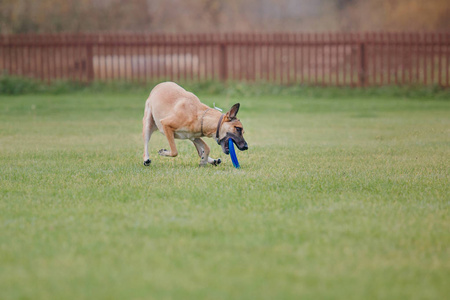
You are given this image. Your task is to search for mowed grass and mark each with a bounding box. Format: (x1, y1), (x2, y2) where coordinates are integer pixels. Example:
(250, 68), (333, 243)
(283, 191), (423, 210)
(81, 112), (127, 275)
(0, 89), (449, 300)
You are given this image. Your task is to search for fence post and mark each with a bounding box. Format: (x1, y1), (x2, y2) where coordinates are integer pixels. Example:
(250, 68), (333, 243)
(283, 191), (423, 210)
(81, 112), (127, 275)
(219, 41), (227, 82)
(359, 40), (367, 87)
(86, 42), (94, 82)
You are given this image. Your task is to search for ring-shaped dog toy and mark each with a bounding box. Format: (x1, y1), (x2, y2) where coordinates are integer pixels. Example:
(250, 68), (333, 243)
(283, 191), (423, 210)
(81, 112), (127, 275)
(229, 138), (240, 169)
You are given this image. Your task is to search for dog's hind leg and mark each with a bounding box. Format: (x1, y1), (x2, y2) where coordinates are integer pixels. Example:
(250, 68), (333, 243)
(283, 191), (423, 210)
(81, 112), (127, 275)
(158, 118), (179, 158)
(192, 138), (221, 167)
(142, 101), (156, 166)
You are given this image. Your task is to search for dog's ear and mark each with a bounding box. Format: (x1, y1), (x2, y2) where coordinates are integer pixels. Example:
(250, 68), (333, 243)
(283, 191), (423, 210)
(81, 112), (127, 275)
(225, 103), (240, 120)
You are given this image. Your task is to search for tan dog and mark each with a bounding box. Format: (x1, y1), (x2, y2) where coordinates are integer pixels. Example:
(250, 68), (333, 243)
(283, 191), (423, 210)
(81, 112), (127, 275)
(142, 82), (248, 166)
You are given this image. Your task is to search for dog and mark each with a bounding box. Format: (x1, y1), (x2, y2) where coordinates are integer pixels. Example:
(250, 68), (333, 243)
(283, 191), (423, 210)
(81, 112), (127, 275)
(142, 82), (248, 166)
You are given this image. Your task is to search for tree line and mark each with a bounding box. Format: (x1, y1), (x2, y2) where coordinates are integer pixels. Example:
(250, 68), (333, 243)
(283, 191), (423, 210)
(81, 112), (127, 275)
(0, 0), (448, 34)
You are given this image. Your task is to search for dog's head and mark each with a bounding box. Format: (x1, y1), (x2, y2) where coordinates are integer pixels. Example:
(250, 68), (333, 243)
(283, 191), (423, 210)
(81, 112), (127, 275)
(217, 103), (248, 155)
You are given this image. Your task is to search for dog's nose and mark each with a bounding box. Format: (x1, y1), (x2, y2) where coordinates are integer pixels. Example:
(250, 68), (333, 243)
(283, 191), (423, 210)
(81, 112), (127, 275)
(243, 143), (248, 150)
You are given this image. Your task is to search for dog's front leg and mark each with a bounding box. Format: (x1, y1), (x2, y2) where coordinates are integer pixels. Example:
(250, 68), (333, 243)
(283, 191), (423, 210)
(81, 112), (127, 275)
(192, 138), (209, 166)
(193, 138), (221, 167)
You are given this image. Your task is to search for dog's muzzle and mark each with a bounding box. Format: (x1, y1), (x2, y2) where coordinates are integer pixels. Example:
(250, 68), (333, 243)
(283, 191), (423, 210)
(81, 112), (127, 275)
(219, 133), (248, 155)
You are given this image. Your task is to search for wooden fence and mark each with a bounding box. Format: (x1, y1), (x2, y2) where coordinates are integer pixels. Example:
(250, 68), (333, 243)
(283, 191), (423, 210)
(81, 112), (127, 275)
(1, 32), (449, 87)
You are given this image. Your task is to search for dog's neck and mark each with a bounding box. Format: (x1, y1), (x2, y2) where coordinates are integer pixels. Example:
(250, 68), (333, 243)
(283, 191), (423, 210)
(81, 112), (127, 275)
(201, 108), (224, 138)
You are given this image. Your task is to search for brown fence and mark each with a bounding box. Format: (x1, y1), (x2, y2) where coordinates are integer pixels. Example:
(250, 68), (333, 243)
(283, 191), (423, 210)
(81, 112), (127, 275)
(1, 32), (449, 87)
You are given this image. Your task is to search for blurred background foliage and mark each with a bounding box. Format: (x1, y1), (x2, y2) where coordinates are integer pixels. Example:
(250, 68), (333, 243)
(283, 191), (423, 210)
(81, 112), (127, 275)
(0, 0), (449, 34)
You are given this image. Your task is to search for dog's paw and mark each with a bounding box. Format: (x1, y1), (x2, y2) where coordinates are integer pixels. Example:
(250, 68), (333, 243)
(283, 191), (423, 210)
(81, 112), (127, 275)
(143, 159), (151, 166)
(213, 158), (222, 166)
(158, 149), (168, 156)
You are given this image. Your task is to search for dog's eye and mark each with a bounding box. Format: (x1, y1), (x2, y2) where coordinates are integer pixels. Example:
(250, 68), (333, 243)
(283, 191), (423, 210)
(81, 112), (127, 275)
(235, 127), (242, 134)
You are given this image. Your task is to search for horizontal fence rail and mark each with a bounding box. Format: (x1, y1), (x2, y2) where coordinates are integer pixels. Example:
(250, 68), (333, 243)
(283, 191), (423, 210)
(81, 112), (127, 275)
(1, 32), (449, 87)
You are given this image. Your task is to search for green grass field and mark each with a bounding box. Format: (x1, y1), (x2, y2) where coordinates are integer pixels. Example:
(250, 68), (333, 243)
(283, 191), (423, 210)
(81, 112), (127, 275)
(1, 88), (449, 300)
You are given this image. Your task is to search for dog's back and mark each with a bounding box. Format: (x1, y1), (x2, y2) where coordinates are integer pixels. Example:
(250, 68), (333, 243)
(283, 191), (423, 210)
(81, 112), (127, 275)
(147, 82), (204, 125)
(148, 81), (200, 109)
(144, 81), (208, 135)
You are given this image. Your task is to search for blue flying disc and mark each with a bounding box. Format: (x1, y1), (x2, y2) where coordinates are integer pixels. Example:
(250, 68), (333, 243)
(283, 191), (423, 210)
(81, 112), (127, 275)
(228, 138), (240, 169)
